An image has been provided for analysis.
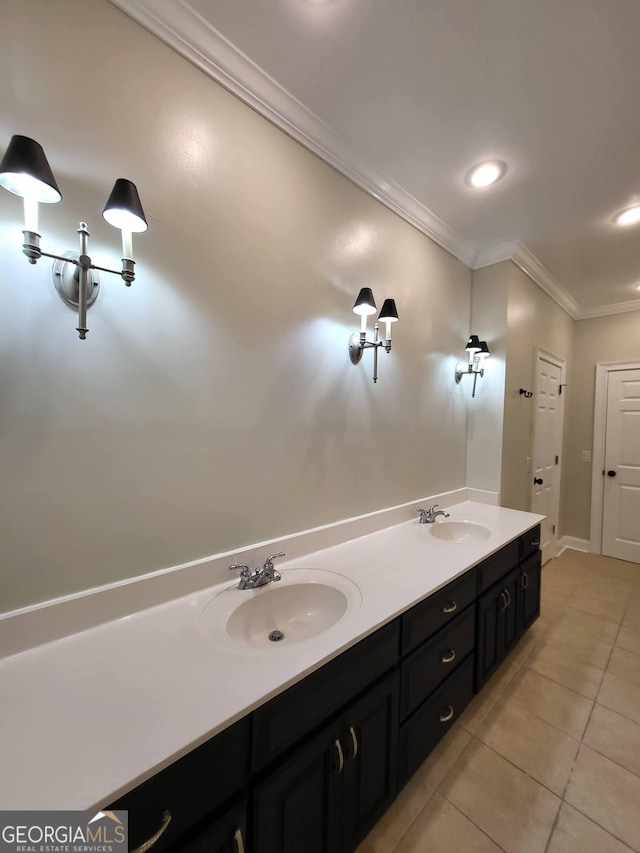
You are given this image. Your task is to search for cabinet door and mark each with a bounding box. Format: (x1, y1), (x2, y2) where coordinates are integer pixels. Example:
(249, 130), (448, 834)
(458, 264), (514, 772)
(253, 720), (342, 853)
(181, 801), (247, 853)
(500, 566), (522, 658)
(342, 671), (399, 851)
(475, 585), (503, 691)
(521, 551), (542, 632)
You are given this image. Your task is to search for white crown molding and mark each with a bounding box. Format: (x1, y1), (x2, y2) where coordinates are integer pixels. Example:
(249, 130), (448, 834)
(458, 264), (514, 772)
(510, 242), (582, 319)
(109, 0), (475, 267)
(109, 0), (640, 321)
(577, 298), (640, 319)
(474, 240), (640, 320)
(474, 241), (521, 270)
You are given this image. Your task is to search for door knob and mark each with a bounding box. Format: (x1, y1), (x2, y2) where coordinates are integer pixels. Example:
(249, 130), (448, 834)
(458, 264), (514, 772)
(533, 477), (543, 485)
(607, 470), (616, 477)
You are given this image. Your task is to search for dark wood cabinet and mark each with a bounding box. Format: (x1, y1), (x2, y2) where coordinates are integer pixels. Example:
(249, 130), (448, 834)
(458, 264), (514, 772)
(109, 715), (251, 853)
(476, 567), (522, 689)
(401, 569), (476, 655)
(181, 800), (247, 853)
(253, 671), (399, 853)
(253, 717), (343, 853)
(520, 551), (542, 631)
(106, 524), (542, 853)
(475, 528), (541, 691)
(400, 603), (475, 720)
(252, 621), (399, 773)
(341, 672), (399, 851)
(399, 655), (474, 786)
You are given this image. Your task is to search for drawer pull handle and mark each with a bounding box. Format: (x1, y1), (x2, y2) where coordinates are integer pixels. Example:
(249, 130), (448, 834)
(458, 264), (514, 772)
(521, 572), (529, 589)
(442, 601), (458, 614)
(439, 705), (454, 723)
(333, 738), (344, 774)
(131, 810), (172, 853)
(530, 539), (540, 546)
(441, 649), (456, 664)
(499, 591), (508, 611)
(348, 725), (359, 759)
(233, 828), (245, 853)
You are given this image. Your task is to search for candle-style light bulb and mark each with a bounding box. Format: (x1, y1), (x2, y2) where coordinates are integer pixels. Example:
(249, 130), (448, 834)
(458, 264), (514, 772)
(121, 228), (133, 260)
(23, 195), (39, 233)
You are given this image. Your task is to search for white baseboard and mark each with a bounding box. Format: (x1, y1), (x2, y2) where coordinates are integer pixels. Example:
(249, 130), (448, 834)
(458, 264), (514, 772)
(558, 536), (591, 556)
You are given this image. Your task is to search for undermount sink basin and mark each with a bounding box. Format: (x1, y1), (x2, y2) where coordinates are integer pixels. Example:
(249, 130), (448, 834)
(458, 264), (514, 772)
(200, 569), (361, 651)
(429, 521), (491, 542)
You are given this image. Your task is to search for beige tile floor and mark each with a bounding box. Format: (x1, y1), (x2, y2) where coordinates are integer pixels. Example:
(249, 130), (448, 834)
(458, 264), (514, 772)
(357, 550), (640, 853)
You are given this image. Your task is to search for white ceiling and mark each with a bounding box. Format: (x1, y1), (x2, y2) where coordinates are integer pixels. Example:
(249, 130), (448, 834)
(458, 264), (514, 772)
(113, 0), (640, 319)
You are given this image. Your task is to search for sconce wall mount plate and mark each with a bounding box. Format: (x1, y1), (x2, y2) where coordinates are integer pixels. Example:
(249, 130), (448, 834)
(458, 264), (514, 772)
(349, 332), (366, 365)
(52, 251), (100, 310)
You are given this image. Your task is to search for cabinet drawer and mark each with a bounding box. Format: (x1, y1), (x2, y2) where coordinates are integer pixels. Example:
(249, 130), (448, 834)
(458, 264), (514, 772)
(519, 525), (541, 562)
(180, 799), (246, 853)
(400, 604), (475, 720)
(252, 620), (400, 772)
(401, 569), (476, 656)
(476, 541), (519, 594)
(109, 715), (250, 853)
(398, 655), (474, 786)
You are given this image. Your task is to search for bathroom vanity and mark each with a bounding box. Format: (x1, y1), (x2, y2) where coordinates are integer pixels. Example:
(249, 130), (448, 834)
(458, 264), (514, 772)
(101, 515), (542, 853)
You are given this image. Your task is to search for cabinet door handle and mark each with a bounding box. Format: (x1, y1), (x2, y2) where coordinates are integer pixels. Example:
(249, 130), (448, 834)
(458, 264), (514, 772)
(439, 705), (454, 722)
(530, 539), (540, 546)
(233, 828), (245, 853)
(441, 649), (456, 664)
(130, 810), (172, 853)
(348, 725), (358, 759)
(442, 601), (457, 614)
(503, 588), (511, 608)
(521, 572), (529, 589)
(333, 738), (344, 774)
(499, 591), (508, 611)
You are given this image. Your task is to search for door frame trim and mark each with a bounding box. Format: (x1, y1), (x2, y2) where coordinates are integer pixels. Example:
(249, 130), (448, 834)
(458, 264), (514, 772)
(590, 360), (640, 554)
(531, 347), (566, 562)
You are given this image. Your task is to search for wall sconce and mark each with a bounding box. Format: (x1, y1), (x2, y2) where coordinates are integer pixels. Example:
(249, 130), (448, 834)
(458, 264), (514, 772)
(349, 288), (399, 383)
(455, 334), (491, 397)
(0, 134), (147, 339)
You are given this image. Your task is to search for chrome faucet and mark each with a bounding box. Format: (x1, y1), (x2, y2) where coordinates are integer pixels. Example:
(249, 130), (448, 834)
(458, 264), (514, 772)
(417, 505), (450, 524)
(229, 552), (285, 589)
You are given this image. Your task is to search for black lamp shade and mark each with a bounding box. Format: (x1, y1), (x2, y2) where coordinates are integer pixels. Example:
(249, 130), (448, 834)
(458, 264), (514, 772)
(465, 334), (481, 352)
(378, 298), (399, 322)
(0, 135), (62, 203)
(102, 178), (148, 232)
(478, 340), (491, 357)
(353, 287), (377, 316)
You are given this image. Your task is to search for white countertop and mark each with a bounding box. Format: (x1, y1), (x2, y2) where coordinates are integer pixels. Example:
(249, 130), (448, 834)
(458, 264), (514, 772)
(0, 501), (542, 809)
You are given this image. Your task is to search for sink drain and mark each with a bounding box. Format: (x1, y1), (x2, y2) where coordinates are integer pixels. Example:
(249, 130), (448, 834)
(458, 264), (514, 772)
(268, 630), (284, 642)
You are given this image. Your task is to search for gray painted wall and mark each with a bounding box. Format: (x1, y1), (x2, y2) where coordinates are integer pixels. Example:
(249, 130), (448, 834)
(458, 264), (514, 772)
(0, 0), (471, 612)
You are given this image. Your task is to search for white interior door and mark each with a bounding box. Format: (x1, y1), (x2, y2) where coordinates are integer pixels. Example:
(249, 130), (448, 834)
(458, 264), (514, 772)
(602, 368), (640, 563)
(531, 350), (565, 564)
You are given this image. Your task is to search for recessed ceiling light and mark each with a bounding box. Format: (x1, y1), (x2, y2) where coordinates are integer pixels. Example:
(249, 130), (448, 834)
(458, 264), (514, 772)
(613, 205), (640, 227)
(465, 160), (507, 189)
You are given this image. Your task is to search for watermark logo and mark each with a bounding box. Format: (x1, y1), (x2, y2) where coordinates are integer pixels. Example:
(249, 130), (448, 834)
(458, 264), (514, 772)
(0, 810), (127, 852)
